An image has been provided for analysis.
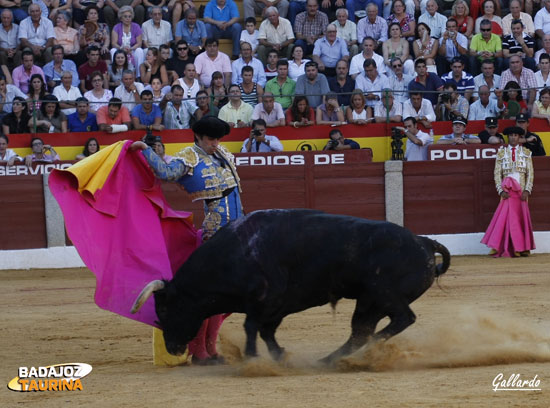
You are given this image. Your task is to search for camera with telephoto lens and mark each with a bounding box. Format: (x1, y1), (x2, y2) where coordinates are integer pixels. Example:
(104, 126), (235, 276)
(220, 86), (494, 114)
(440, 93), (451, 103)
(144, 128), (161, 148)
(391, 127), (405, 160)
(252, 129), (261, 137)
(327, 139), (339, 150)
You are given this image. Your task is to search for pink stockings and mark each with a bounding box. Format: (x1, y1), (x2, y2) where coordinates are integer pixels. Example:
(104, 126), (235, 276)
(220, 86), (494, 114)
(187, 314), (225, 360)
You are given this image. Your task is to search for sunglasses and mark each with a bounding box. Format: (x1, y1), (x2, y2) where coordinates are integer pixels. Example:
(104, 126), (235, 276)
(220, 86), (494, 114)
(480, 28), (491, 32)
(178, 47), (188, 51)
(392, 64), (402, 68)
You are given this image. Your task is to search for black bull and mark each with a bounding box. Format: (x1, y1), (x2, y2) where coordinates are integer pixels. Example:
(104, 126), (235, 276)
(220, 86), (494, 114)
(132, 209), (450, 363)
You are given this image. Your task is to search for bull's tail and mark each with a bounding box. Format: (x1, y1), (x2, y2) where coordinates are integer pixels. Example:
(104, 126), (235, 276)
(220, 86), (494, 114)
(431, 239), (450, 277)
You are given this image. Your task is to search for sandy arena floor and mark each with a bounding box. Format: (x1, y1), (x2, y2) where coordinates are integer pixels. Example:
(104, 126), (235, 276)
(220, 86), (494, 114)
(1, 254), (549, 407)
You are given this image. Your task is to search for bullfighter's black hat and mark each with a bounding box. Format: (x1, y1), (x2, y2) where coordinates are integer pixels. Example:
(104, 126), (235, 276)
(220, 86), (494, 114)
(503, 126), (525, 136)
(192, 116), (230, 139)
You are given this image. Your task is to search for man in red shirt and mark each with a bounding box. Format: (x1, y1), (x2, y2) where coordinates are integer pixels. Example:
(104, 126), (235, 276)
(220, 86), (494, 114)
(78, 45), (109, 93)
(96, 98), (132, 133)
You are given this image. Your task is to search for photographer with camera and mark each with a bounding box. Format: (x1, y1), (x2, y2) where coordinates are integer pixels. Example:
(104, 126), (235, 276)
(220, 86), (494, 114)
(435, 83), (470, 122)
(394, 116), (432, 161)
(323, 129), (360, 151)
(241, 119), (284, 153)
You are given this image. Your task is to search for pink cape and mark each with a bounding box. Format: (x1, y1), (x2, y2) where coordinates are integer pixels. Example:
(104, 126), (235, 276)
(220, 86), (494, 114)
(49, 141), (200, 327)
(481, 177), (535, 257)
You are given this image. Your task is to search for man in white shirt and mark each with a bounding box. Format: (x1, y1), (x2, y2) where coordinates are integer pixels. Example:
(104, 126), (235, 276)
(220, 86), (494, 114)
(142, 6), (173, 49)
(257, 7), (295, 65)
(503, 0), (535, 37)
(473, 59), (501, 102)
(331, 8), (358, 57)
(418, 0), (447, 40)
(355, 58), (389, 108)
(241, 119), (284, 152)
(387, 57), (413, 104)
(251, 92), (285, 127)
(535, 0), (550, 44)
(52, 71), (82, 115)
(395, 116), (432, 161)
(402, 91), (436, 129)
(468, 85), (504, 120)
(349, 36), (385, 79)
(114, 70), (145, 112)
(18, 3), (55, 64)
(437, 18), (468, 74)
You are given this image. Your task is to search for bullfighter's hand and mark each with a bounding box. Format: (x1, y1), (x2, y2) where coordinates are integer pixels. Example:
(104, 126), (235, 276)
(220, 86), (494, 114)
(130, 141), (148, 151)
(500, 191), (509, 199)
(521, 190), (529, 201)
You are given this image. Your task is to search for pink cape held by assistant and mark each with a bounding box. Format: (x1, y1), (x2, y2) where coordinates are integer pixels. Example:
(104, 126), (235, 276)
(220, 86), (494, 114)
(481, 177), (535, 257)
(49, 140), (201, 327)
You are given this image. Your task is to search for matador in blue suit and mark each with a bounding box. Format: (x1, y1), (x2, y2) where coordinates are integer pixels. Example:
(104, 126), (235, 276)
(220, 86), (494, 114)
(131, 116), (244, 365)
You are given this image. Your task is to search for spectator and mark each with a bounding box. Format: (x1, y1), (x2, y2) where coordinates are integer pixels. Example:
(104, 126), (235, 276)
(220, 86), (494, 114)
(294, 0), (328, 56)
(481, 125), (534, 258)
(152, 139), (172, 163)
(1, 97), (30, 135)
(288, 44), (309, 81)
(218, 83), (253, 127)
(535, 54), (550, 100)
(295, 61), (330, 108)
(356, 4), (387, 46)
(328, 59), (354, 107)
(114, 69), (144, 111)
(53, 11), (79, 59)
(345, 89), (372, 124)
(160, 84), (197, 129)
(388, 57), (413, 103)
(244, 0), (289, 21)
(150, 77), (165, 103)
(240, 118), (284, 152)
(79, 45), (109, 93)
(108, 49), (133, 90)
(77, 6), (110, 61)
(468, 85), (503, 120)
(412, 23), (438, 73)
(173, 63), (201, 100)
(285, 94), (315, 127)
(43, 44), (79, 91)
(386, 0), (415, 43)
(316, 91), (345, 125)
(437, 117), (481, 144)
(68, 97), (99, 132)
(203, 0), (242, 59)
(502, 19), (536, 72)
(257, 6), (295, 65)
(140, 47), (169, 90)
(30, 94), (68, 133)
(408, 57), (443, 105)
(251, 92), (285, 127)
(374, 88), (402, 122)
(194, 38), (232, 88)
(477, 116), (505, 144)
(418, 0), (446, 40)
(536, 35), (550, 67)
(0, 2), (27, 25)
(52, 70), (82, 115)
(502, 80), (527, 119)
(131, 89), (164, 131)
(312, 23), (349, 77)
(437, 18), (468, 75)
(349, 36), (385, 79)
(0, 74), (27, 116)
(240, 16), (259, 54)
(516, 113), (546, 156)
(500, 55), (537, 111)
(264, 49), (279, 81)
(13, 50), (46, 94)
(110, 6), (145, 74)
(18, 3), (55, 64)
(175, 8), (206, 58)
(206, 71), (228, 109)
(238, 65), (263, 107)
(0, 134), (22, 165)
(473, 59), (501, 102)
(383, 23), (414, 75)
(394, 116), (432, 161)
(355, 58), (389, 109)
(288, 0), (306, 26)
(434, 82), (469, 121)
(25, 137), (59, 167)
(474, 0), (502, 36)
(97, 97), (132, 132)
(531, 87), (550, 125)
(166, 40), (193, 82)
(193, 89), (219, 122)
(27, 73), (48, 114)
(75, 137), (100, 160)
(535, 0), (550, 44)
(469, 19), (503, 76)
(402, 91), (436, 128)
(323, 128), (359, 150)
(0, 9), (22, 71)
(502, 0), (535, 38)
(142, 6), (173, 49)
(332, 8), (358, 57)
(450, 0), (473, 39)
(84, 71), (113, 112)
(231, 41), (266, 87)
(104, 0), (145, 29)
(347, 0), (381, 22)
(441, 57), (474, 100)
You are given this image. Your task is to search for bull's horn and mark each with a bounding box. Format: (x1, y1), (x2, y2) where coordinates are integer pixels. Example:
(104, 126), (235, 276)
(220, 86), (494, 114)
(130, 280), (165, 314)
